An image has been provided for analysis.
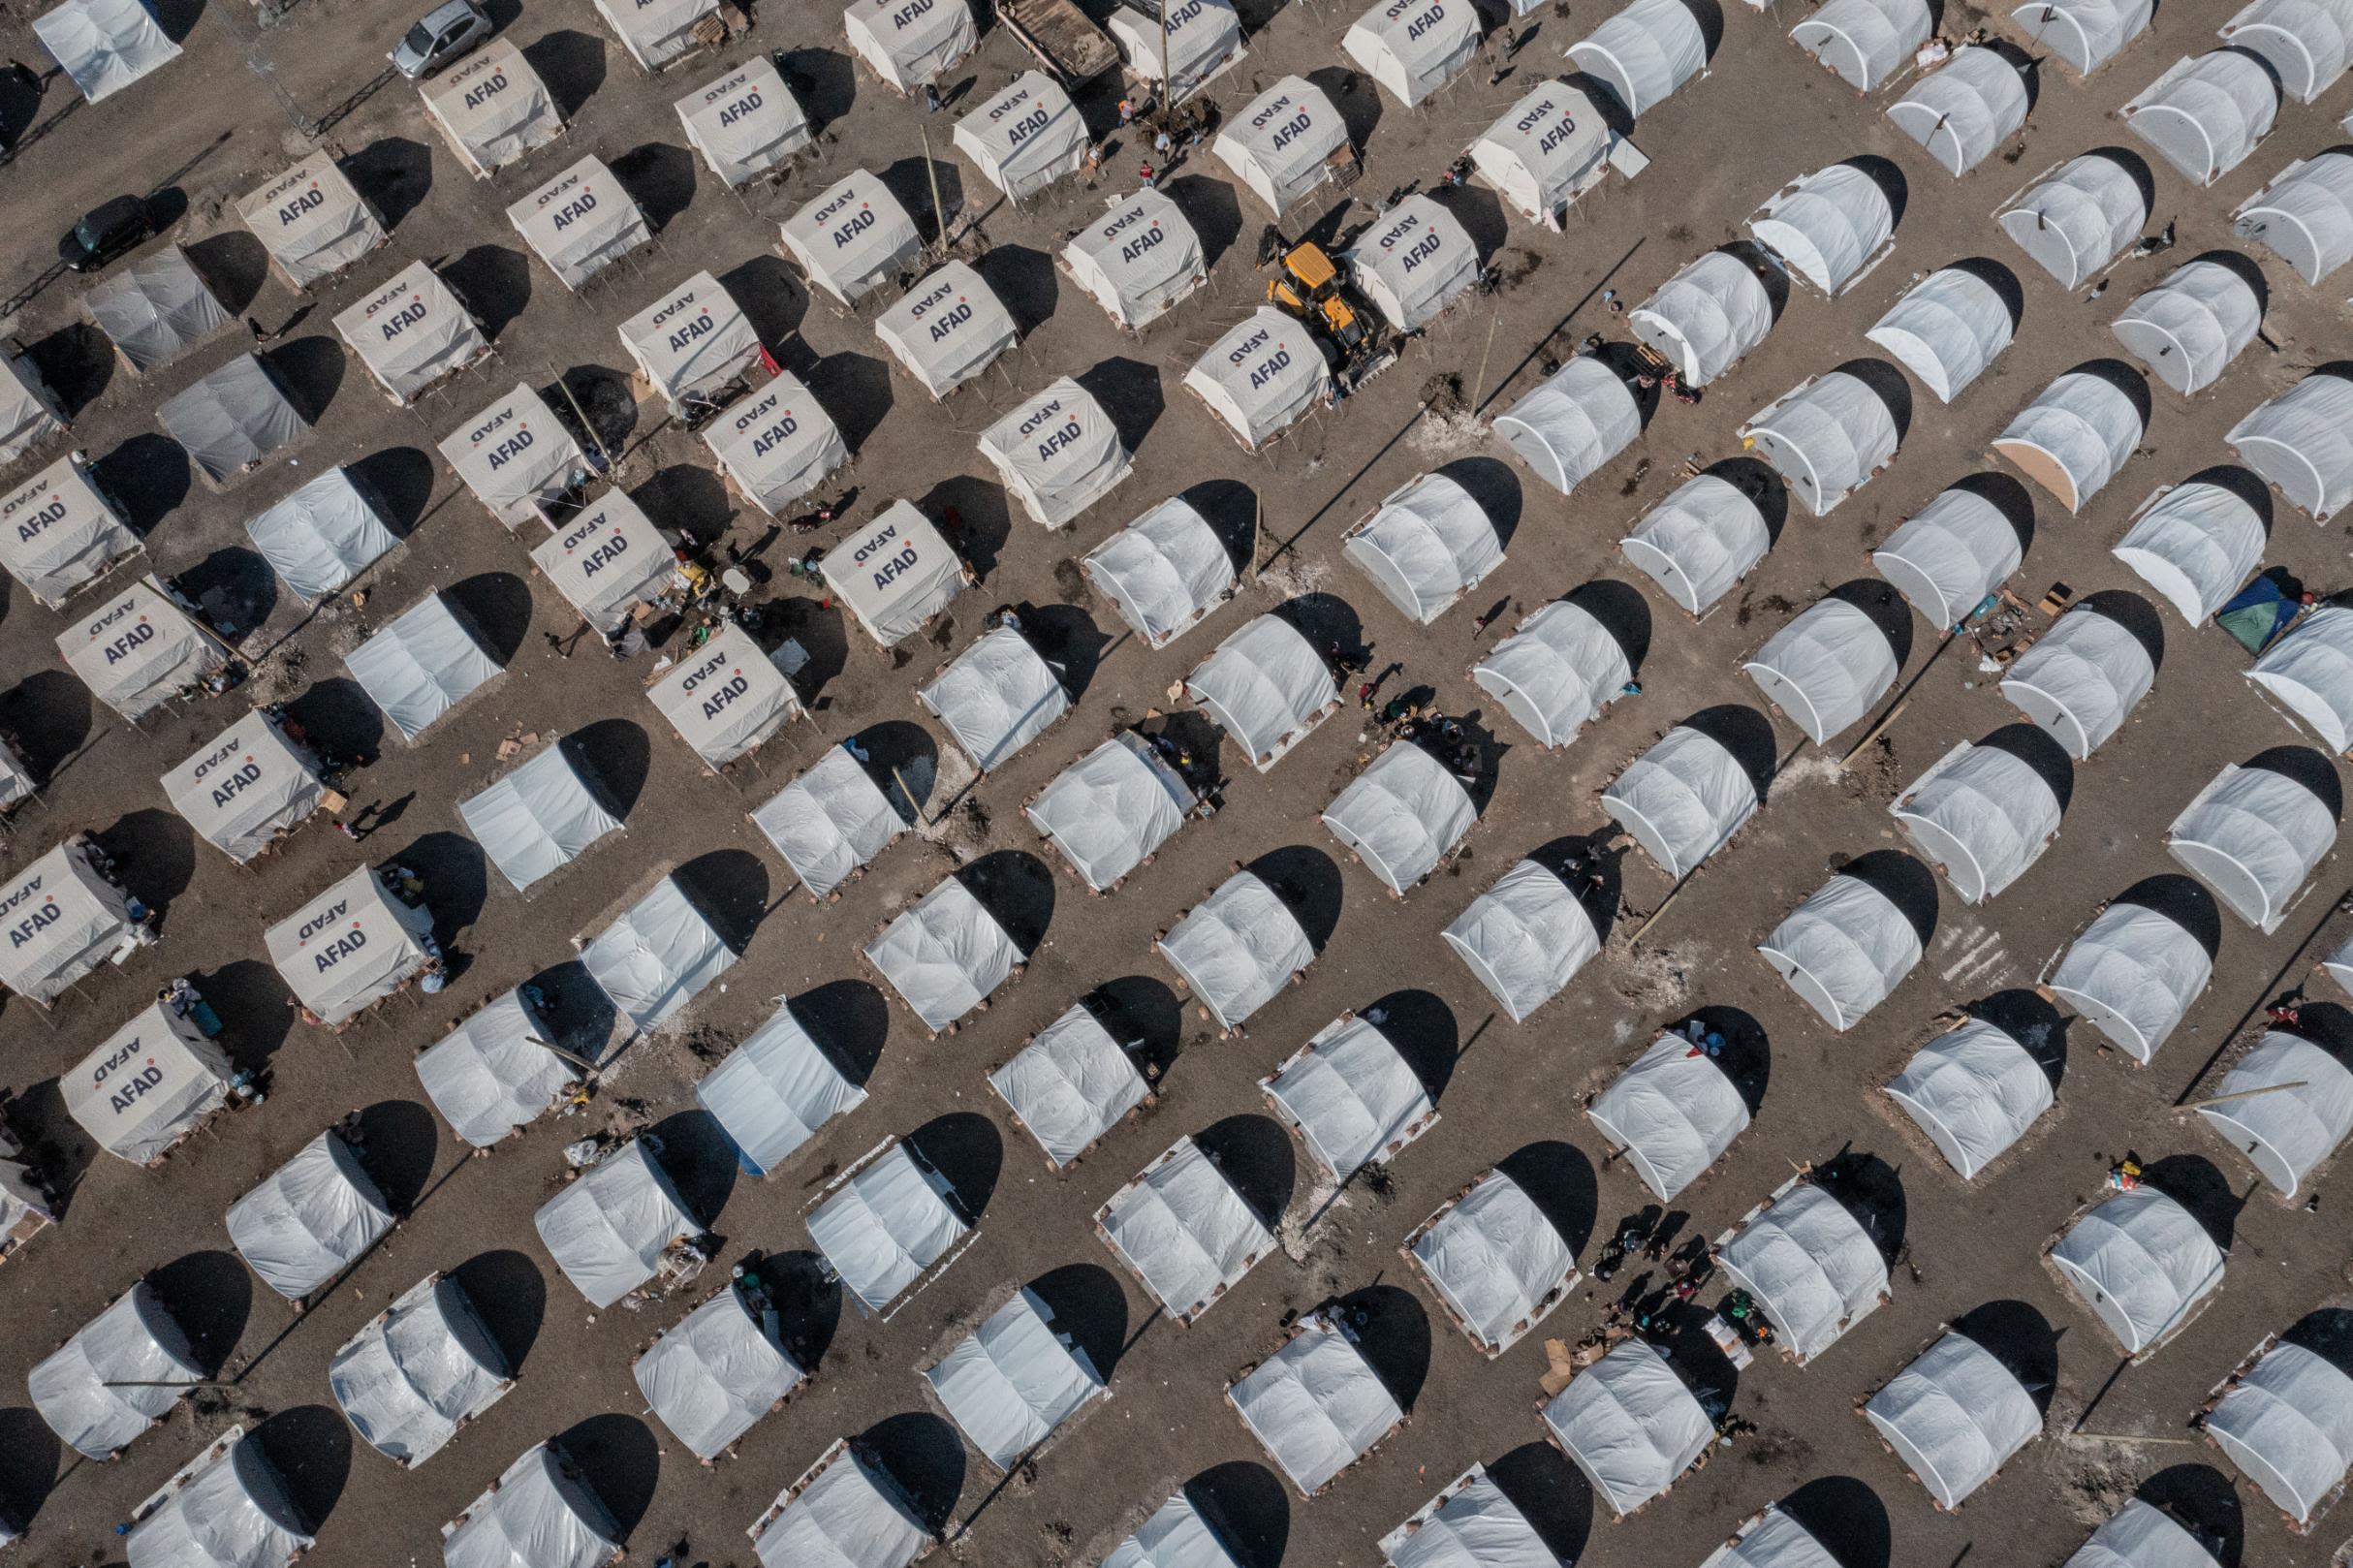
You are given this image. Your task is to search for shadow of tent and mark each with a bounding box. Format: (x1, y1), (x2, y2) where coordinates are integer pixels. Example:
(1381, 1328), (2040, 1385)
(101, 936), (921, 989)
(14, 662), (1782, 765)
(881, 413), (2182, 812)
(1564, 579), (1652, 672)
(95, 805), (196, 909)
(674, 847), (772, 955)
(185, 230), (270, 314)
(1843, 154), (1909, 230)
(2243, 743), (2342, 821)
(1682, 1004), (1771, 1115)
(2281, 1305), (2353, 1377)
(392, 829), (488, 950)
(1563, 69), (1638, 138)
(1824, 577), (1916, 669)
(1025, 1262), (1131, 1378)
(96, 432), (191, 533)
(959, 848), (1055, 956)
(979, 244), (1058, 337)
(2140, 1152), (2244, 1252)
(1331, 1282), (1430, 1413)
(1497, 1140), (1597, 1254)
(1428, 182), (1510, 265)
(1487, 1440), (1592, 1565)
(1365, 988), (1459, 1102)
(1832, 356), (1914, 447)
(2068, 357), (2156, 435)
(562, 719), (650, 819)
(2077, 586), (2165, 674)
(1778, 1475), (1893, 1568)
(1949, 1298), (2063, 1414)
(2102, 872), (2223, 963)
(1813, 1149), (1907, 1267)
(0, 671), (91, 778)
(1971, 987), (2070, 1089)
(856, 718), (938, 819)
(440, 243), (534, 339)
(1076, 357), (1165, 455)
(342, 137), (432, 231)
(1092, 974), (1184, 1081)
(647, 1108), (739, 1228)
(552, 1413), (661, 1538)
(525, 958), (619, 1064)
(1193, 1113), (1296, 1226)
(718, 252), (807, 351)
(177, 545), (279, 637)
(1170, 172), (1244, 272)
(1833, 848), (1938, 951)
(0, 1406), (60, 1531)
(2292, 1001), (2353, 1060)
(1946, 468), (2038, 556)
(2135, 1464), (2244, 1568)
(351, 1098), (440, 1213)
(1945, 255), (2027, 332)
(1434, 454), (1522, 546)
(25, 322), (114, 418)
(861, 1411), (968, 1531)
(1977, 722), (2077, 815)
(1270, 589), (1364, 665)
(523, 29), (609, 119)
(765, 1248), (843, 1369)
(776, 47), (855, 126)
(1187, 1460), (1290, 1568)
(448, 1248), (547, 1374)
(1177, 477), (1261, 570)
(149, 1249), (253, 1373)
(880, 156), (966, 247)
(443, 570), (535, 663)
(1680, 703), (1780, 803)
(251, 1405), (352, 1532)
(1022, 601), (1110, 702)
(910, 1110), (1003, 1220)
(551, 364), (639, 455)
(796, 979), (890, 1085)
(265, 335), (345, 424)
(1243, 844), (1344, 952)
(1703, 454), (1790, 545)
(1305, 63), (1382, 150)
(919, 474), (1011, 583)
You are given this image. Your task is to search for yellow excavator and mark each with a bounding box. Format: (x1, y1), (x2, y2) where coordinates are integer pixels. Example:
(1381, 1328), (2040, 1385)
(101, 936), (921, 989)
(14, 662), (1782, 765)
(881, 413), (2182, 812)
(1262, 235), (1393, 388)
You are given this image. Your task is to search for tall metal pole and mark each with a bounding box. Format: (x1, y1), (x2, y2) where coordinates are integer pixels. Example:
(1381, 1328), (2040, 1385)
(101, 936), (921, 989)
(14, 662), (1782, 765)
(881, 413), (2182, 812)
(919, 124), (950, 253)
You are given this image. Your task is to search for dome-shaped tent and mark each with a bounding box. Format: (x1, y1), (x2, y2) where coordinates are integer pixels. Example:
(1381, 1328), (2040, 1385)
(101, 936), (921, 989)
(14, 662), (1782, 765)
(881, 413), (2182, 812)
(1703, 1507), (1845, 1568)
(2048, 898), (2212, 1063)
(1341, 470), (1504, 623)
(1542, 1340), (1716, 1515)
(2000, 602), (2157, 758)
(751, 745), (909, 903)
(1322, 741), (1480, 893)
(1569, 0), (1711, 116)
(1759, 870), (1922, 1030)
(1749, 163), (1898, 297)
(1792, 0), (1933, 89)
(1622, 473), (1774, 614)
(863, 875), (1023, 1033)
(1888, 47), (2031, 175)
(1629, 249), (1776, 387)
(1740, 369), (1902, 516)
(1184, 612), (1340, 771)
(1993, 369), (2146, 513)
(924, 1288), (1105, 1470)
(2062, 1499), (2223, 1568)
(1891, 738), (2064, 902)
(1743, 596), (1900, 742)
(124, 1426), (314, 1568)
(1714, 1180), (1890, 1362)
(1866, 267), (2015, 403)
(1864, 1332), (2043, 1506)
(442, 1440), (620, 1568)
(1445, 858), (1602, 1022)
(749, 1438), (934, 1568)
(227, 1129), (395, 1301)
(533, 1136), (699, 1309)
(805, 1138), (970, 1312)
(2228, 370), (2353, 520)
(1604, 722), (1762, 879)
(1587, 1033), (1752, 1199)
(1156, 868), (1317, 1032)
(1473, 597), (1635, 747)
(2233, 150), (2353, 283)
(2199, 1031), (2353, 1196)
(2112, 259), (2263, 395)
(1495, 358), (1642, 493)
(2009, 0), (2152, 74)
(2218, 0), (2353, 102)
(693, 998), (867, 1175)
(1025, 734), (1197, 894)
(329, 1271), (512, 1467)
(1096, 1135), (1273, 1325)
(2203, 1340), (2353, 1524)
(2051, 1186), (2226, 1354)
(2168, 759), (2336, 932)
(2113, 478), (2267, 624)
(1886, 1017), (2056, 1178)
(1261, 1013), (1440, 1181)
(1998, 153), (2149, 288)
(2122, 51), (2279, 186)
(1083, 497), (1236, 649)
(1229, 1311), (1403, 1497)
(2250, 603), (2353, 750)
(30, 1281), (202, 1459)
(634, 1280), (803, 1462)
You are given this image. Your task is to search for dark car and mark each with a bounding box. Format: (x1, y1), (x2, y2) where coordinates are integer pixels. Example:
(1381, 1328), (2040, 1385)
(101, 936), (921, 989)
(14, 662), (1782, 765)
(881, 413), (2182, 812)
(58, 195), (151, 272)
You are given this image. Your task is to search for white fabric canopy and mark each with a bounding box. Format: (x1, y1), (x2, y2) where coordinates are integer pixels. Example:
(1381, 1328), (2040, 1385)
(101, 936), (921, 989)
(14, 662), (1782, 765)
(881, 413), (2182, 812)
(265, 865), (435, 1025)
(1867, 267), (2014, 403)
(1230, 1311), (1403, 1495)
(157, 356), (309, 485)
(83, 246), (227, 374)
(591, 0), (717, 71)
(328, 1272), (509, 1467)
(1157, 868), (1315, 1030)
(414, 988), (577, 1147)
(2122, 52), (2278, 185)
(1323, 741), (1478, 893)
(124, 1427), (311, 1568)
(1383, 1464), (1559, 1568)
(2199, 1031), (2353, 1197)
(752, 743), (906, 900)
(1749, 163), (1896, 297)
(1344, 470), (1503, 623)
(1740, 369), (1899, 516)
(2051, 1187), (2226, 1353)
(1760, 871), (1920, 1030)
(2063, 1499), (2221, 1568)
(439, 382), (586, 528)
(238, 152), (386, 289)
(34, 0), (177, 102)
(1791, 0), (1931, 88)
(707, 372), (850, 515)
(421, 39), (565, 179)
(30, 1282), (201, 1459)
(953, 72), (1086, 200)
(1495, 357), (1640, 494)
(443, 1442), (619, 1568)
(1474, 598), (1632, 747)
(989, 1003), (1148, 1166)
(926, 1288), (1103, 1468)
(2229, 370), (2353, 520)
(1184, 307), (1332, 449)
(1999, 153), (2149, 289)
(978, 376), (1133, 529)
(1108, 0), (1246, 98)
(1888, 46), (2029, 174)
(823, 501), (965, 644)
(1891, 739), (2063, 903)
(162, 708), (323, 863)
(2010, 0), (2151, 73)
(1026, 732), (1194, 893)
(530, 488), (674, 634)
(227, 1130), (393, 1300)
(1184, 612), (1337, 771)
(1407, 1170), (1574, 1355)
(1263, 1013), (1438, 1180)
(2168, 761), (2336, 932)
(1716, 1181), (1888, 1361)
(1700, 1507), (1842, 1568)
(1743, 596), (1898, 742)
(1105, 1492), (1243, 1568)
(1471, 79), (1616, 229)
(1630, 250), (1774, 388)
(620, 270), (761, 413)
(843, 0), (977, 88)
(1570, 0), (1710, 116)
(2219, 0), (2352, 101)
(781, 171), (924, 305)
(864, 875), (1020, 1031)
(2205, 1340), (2353, 1523)
(1887, 1018), (2056, 1178)
(1342, 0), (1480, 105)
(1347, 196), (1480, 332)
(245, 466), (395, 605)
(1872, 483), (2024, 628)
(696, 997), (865, 1174)
(2048, 898), (2211, 1063)
(534, 1136), (696, 1307)
(2113, 479), (2265, 624)
(806, 1140), (969, 1311)
(1603, 723), (1760, 879)
(509, 156), (651, 290)
(920, 625), (1069, 772)
(0, 839), (137, 1006)
(459, 739), (621, 892)
(1083, 497), (1234, 648)
(676, 56), (812, 186)
(1622, 473), (1773, 613)
(347, 590), (501, 741)
(750, 1439), (933, 1568)
(1541, 1339), (1713, 1516)
(1096, 1135), (1272, 1322)
(1587, 1033), (1750, 1198)
(1445, 858), (1600, 1022)
(1864, 1332), (2041, 1506)
(1215, 77), (1349, 213)
(646, 622), (801, 767)
(0, 349), (66, 473)
(2234, 150), (2353, 283)
(874, 262), (1019, 399)
(2113, 259), (2262, 395)
(65, 1001), (233, 1166)
(2001, 603), (2155, 758)
(635, 1285), (804, 1459)
(581, 875), (737, 1031)
(1063, 188), (1208, 329)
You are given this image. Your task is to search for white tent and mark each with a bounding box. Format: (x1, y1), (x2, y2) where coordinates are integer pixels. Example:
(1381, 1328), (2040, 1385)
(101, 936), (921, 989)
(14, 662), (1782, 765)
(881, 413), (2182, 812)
(0, 737), (33, 812)
(823, 501), (965, 645)
(591, 0), (716, 71)
(2113, 479), (2265, 624)
(2168, 761), (2336, 932)
(619, 270), (762, 416)
(1631, 251), (1774, 389)
(2234, 150), (2353, 283)
(1888, 47), (2030, 174)
(1622, 474), (1773, 614)
(329, 1271), (509, 1467)
(227, 1129), (393, 1300)
(1570, 0), (1710, 116)
(1215, 77), (1351, 214)
(1062, 189), (1208, 329)
(531, 489), (675, 634)
(245, 466), (396, 605)
(2011, 0), (2151, 73)
(0, 837), (140, 1006)
(646, 621), (802, 767)
(1867, 267), (2015, 403)
(843, 0), (978, 89)
(920, 625), (1069, 772)
(978, 377), (1134, 529)
(124, 1427), (311, 1568)
(2001, 602), (2156, 758)
(1106, 1492), (1242, 1568)
(534, 1136), (697, 1307)
(414, 987), (577, 1147)
(1108, 0), (1247, 99)
(157, 356), (309, 485)
(161, 707), (325, 863)
(864, 875), (1021, 1032)
(1473, 598), (1633, 748)
(676, 56), (812, 186)
(1999, 153), (2149, 289)
(1083, 497), (1235, 648)
(266, 865), (435, 1025)
(707, 372), (850, 515)
(926, 1288), (1104, 1468)
(2204, 1340), (2353, 1524)
(440, 382), (587, 528)
(1891, 739), (2063, 903)
(1230, 1310), (1403, 1495)
(2219, 0), (2352, 101)
(1184, 612), (1338, 771)
(989, 1002), (1148, 1166)
(0, 346), (66, 469)
(508, 156), (652, 290)
(1263, 1012), (1439, 1180)
(2048, 898), (2212, 1063)
(1342, 0), (1480, 105)
(65, 1000), (234, 1166)
(635, 1284), (804, 1459)
(1588, 1033), (1750, 1198)
(61, 575), (227, 720)
(1343, 470), (1503, 624)
(460, 739), (622, 893)
(1700, 1506), (1842, 1568)
(2051, 1187), (2226, 1353)
(1183, 308), (1332, 450)
(1749, 163), (1897, 297)
(1864, 1332), (2041, 1507)
(749, 1439), (934, 1568)
(753, 744), (907, 900)
(1445, 858), (1600, 1022)
(1791, 0), (1931, 88)
(807, 1138), (970, 1311)
(1026, 733), (1195, 893)
(1471, 80), (1618, 231)
(580, 875), (737, 1031)
(1346, 196), (1480, 333)
(2228, 370), (2353, 520)
(874, 262), (1019, 400)
(82, 247), (227, 375)
(1406, 1170), (1575, 1356)
(1495, 357), (1641, 494)
(2063, 1499), (2220, 1568)
(443, 1442), (620, 1568)
(1383, 1465), (1559, 1568)
(346, 590), (501, 741)
(1759, 871), (1921, 1030)
(1096, 1134), (1272, 1322)
(2199, 1031), (2353, 1196)
(31, 1281), (201, 1459)
(1873, 483), (2024, 629)
(1603, 722), (1760, 879)
(1743, 596), (1898, 743)
(237, 153), (386, 290)
(1715, 1181), (1889, 1362)
(2322, 927), (2353, 993)
(34, 0), (177, 102)
(422, 39), (565, 179)
(781, 172), (924, 306)
(953, 72), (1086, 201)
(2113, 259), (2262, 396)
(1887, 1017), (2056, 1178)
(1156, 867), (1315, 1031)
(1541, 1339), (1713, 1516)
(1740, 370), (1900, 516)
(696, 998), (866, 1174)
(1323, 741), (1478, 893)
(2122, 52), (2278, 185)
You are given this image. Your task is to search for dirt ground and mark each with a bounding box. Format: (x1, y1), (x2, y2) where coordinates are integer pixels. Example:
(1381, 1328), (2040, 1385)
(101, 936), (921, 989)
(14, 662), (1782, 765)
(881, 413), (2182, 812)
(5, 0), (2353, 1561)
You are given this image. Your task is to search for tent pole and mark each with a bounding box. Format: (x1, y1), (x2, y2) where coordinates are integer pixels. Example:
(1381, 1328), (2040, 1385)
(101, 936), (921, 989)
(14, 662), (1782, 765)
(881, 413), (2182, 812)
(891, 765), (929, 827)
(920, 125), (950, 256)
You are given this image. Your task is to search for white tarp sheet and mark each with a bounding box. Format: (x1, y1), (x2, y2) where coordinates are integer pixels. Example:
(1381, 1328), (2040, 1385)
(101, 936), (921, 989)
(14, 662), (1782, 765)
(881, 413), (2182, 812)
(531, 489), (675, 634)
(0, 837), (136, 1006)
(266, 864), (435, 1024)
(125, 1427), (311, 1568)
(1887, 1018), (2056, 1178)
(696, 998), (865, 1174)
(509, 156), (652, 290)
(1603, 722), (1760, 879)
(443, 1442), (619, 1568)
(35, 0), (178, 102)
(619, 270), (761, 411)
(2220, 0), (2353, 100)
(83, 247), (227, 374)
(1700, 1507), (1842, 1568)
(635, 1286), (804, 1459)
(1586, 1033), (1749, 1199)
(1570, 0), (1710, 116)
(227, 1131), (392, 1300)
(1184, 308), (1331, 449)
(750, 1440), (932, 1568)
(1892, 740), (2063, 903)
(1343, 470), (1502, 623)
(65, 1001), (232, 1165)
(1716, 1181), (1889, 1361)
(647, 622), (801, 767)
(2234, 150), (2353, 283)
(1749, 163), (1896, 296)
(157, 355), (308, 484)
(1791, 0), (1931, 88)
(1888, 46), (2030, 174)
(2123, 51), (2278, 185)
(1063, 188), (1208, 329)
(30, 1281), (200, 1459)
(707, 372), (851, 515)
(1323, 741), (1478, 893)
(1999, 152), (2148, 288)
(1346, 196), (1479, 332)
(414, 988), (577, 1147)
(979, 376), (1134, 528)
(534, 1137), (696, 1307)
(1025, 732), (1193, 893)
(807, 1140), (969, 1310)
(2011, 0), (2151, 73)
(423, 39), (564, 178)
(1864, 1332), (2040, 1506)
(824, 501), (965, 644)
(246, 466), (396, 604)
(2053, 1187), (2226, 1352)
(1743, 596), (1898, 742)
(1096, 1135), (1271, 1322)
(2229, 370), (2353, 520)
(1342, 0), (1480, 104)
(1263, 1013), (1437, 1180)
(1495, 357), (1640, 494)
(1759, 871), (1920, 1030)
(329, 1272), (508, 1467)
(1542, 1340), (1712, 1516)
(2002, 602), (2155, 757)
(2113, 479), (2265, 624)
(926, 1288), (1103, 1468)
(2169, 760), (2336, 931)
(1407, 1170), (1574, 1355)
(238, 153), (386, 289)
(921, 625), (1069, 772)
(1630, 251), (1775, 388)
(0, 348), (66, 469)
(752, 744), (906, 900)
(439, 382), (587, 528)
(844, 0), (977, 88)
(988, 1003), (1148, 1166)
(677, 56), (812, 186)
(1109, 0), (1247, 98)
(162, 708), (323, 862)
(2113, 258), (2262, 395)
(2206, 1341), (2353, 1523)
(460, 739), (621, 892)
(1083, 497), (1234, 647)
(1444, 858), (1600, 1022)
(61, 576), (226, 719)
(2200, 1031), (2353, 1197)
(1740, 370), (1899, 516)
(341, 253), (491, 403)
(1867, 267), (2014, 403)
(2062, 1499), (2219, 1568)
(1622, 472), (1773, 613)
(1156, 868), (1315, 1030)
(874, 262), (1018, 399)
(581, 875), (737, 1031)
(1873, 483), (2024, 628)
(781, 172), (924, 305)
(1382, 1465), (1557, 1568)
(592, 0), (718, 71)
(953, 72), (1086, 201)
(1214, 77), (1350, 213)
(1185, 612), (1337, 771)
(1230, 1311), (1402, 1495)
(864, 875), (1020, 1031)
(346, 590), (501, 741)
(1471, 79), (1615, 228)
(2050, 898), (2211, 1063)
(1473, 598), (1632, 747)
(1105, 1492), (1241, 1568)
